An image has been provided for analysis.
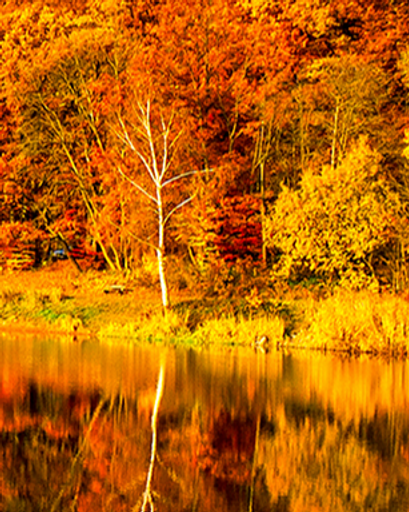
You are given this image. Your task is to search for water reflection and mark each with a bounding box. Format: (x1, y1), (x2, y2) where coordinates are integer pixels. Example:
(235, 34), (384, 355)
(1, 334), (409, 511)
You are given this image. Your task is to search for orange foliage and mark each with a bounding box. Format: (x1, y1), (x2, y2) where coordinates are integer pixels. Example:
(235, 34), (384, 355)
(1, 0), (409, 285)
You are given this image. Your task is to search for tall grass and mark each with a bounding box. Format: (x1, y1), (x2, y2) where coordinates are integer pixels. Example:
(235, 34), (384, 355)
(2, 263), (409, 355)
(97, 309), (191, 344)
(300, 290), (409, 355)
(97, 311), (286, 348)
(193, 314), (285, 347)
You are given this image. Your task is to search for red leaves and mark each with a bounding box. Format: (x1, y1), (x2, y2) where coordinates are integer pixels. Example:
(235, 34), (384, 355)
(1, 0), (409, 278)
(208, 195), (263, 263)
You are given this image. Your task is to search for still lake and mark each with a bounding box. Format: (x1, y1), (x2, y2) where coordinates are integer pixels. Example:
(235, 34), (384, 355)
(1, 333), (409, 512)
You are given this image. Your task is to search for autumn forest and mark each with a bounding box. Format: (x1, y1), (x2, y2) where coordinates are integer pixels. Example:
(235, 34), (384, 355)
(4, 3), (409, 507)
(2, 0), (409, 313)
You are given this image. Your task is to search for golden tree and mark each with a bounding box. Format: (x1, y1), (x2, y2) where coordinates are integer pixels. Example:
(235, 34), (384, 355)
(268, 138), (401, 288)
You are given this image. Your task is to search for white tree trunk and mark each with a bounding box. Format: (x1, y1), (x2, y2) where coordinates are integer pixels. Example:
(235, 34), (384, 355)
(116, 100), (208, 314)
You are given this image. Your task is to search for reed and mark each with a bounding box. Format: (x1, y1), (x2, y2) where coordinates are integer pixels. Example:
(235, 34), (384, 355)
(192, 314), (285, 347)
(2, 264), (409, 356)
(97, 309), (191, 344)
(301, 290), (409, 355)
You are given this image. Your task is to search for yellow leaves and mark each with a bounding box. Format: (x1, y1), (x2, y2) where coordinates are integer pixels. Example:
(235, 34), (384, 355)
(284, 0), (335, 41)
(308, 290), (409, 352)
(269, 139), (400, 286)
(403, 129), (409, 161)
(0, 0), (121, 95)
(398, 49), (409, 90)
(245, 287), (264, 309)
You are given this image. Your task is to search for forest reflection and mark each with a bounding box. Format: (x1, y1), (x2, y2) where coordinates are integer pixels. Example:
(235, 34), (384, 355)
(1, 335), (409, 511)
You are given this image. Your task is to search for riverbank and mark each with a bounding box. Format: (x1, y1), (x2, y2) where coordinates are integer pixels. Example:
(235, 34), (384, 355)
(1, 263), (409, 356)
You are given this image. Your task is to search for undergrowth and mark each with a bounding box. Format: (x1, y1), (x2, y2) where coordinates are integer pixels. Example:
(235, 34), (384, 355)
(1, 263), (409, 356)
(300, 290), (409, 356)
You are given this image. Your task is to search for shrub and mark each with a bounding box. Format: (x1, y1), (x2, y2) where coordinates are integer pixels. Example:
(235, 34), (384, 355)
(193, 314), (285, 347)
(304, 290), (409, 355)
(268, 138), (401, 289)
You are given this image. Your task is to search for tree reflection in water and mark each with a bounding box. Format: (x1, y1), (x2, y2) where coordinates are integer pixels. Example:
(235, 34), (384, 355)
(137, 357), (165, 512)
(1, 337), (409, 511)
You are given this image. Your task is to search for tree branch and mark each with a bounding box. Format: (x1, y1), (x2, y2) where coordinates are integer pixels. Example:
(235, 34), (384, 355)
(117, 166), (158, 204)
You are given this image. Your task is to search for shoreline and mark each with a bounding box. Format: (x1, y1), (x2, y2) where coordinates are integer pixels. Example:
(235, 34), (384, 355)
(0, 319), (406, 362)
(1, 265), (409, 357)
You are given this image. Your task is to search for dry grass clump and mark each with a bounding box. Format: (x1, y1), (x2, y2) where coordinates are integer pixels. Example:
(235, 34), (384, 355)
(3, 262), (409, 356)
(302, 290), (409, 355)
(97, 310), (286, 348)
(0, 287), (21, 307)
(97, 309), (191, 343)
(193, 314), (285, 347)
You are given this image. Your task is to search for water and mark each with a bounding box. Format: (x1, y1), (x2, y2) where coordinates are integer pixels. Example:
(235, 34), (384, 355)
(1, 333), (409, 511)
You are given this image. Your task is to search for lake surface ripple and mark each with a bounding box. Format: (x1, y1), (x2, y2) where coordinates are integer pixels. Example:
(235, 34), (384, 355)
(1, 334), (409, 511)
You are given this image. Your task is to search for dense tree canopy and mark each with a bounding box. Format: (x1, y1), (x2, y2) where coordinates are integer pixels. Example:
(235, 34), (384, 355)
(1, 0), (409, 290)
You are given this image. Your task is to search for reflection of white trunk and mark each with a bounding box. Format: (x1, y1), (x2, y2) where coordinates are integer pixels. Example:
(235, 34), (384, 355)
(138, 361), (165, 512)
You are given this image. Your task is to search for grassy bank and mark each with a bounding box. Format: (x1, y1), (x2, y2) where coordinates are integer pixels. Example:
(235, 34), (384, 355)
(1, 262), (409, 357)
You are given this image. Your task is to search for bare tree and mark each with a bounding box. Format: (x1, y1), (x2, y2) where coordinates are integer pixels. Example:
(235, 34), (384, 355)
(116, 100), (208, 312)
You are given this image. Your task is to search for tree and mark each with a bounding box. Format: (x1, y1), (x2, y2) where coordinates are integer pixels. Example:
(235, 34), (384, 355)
(2, 0), (409, 284)
(296, 56), (390, 170)
(268, 138), (401, 288)
(0, 0), (143, 270)
(115, 99), (207, 312)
